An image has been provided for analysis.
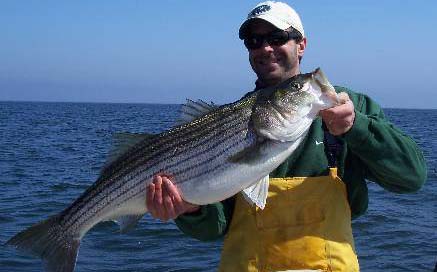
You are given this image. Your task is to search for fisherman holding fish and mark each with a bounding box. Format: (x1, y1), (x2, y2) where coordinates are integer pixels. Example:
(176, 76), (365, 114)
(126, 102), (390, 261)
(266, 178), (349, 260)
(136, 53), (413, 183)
(7, 1), (427, 272)
(146, 1), (427, 271)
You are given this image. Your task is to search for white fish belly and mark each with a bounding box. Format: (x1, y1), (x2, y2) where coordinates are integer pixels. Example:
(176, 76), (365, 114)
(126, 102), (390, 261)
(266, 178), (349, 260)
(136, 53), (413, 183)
(179, 137), (304, 205)
(78, 187), (148, 238)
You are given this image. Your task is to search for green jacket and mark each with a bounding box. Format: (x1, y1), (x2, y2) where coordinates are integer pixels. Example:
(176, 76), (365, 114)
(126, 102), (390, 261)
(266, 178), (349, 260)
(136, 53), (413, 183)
(174, 86), (427, 241)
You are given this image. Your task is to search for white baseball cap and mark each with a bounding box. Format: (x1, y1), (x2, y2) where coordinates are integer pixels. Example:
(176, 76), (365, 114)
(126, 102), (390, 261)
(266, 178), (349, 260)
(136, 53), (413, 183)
(239, 1), (305, 39)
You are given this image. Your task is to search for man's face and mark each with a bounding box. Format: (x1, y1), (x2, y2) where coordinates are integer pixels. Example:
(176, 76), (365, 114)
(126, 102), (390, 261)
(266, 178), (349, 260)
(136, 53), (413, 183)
(246, 20), (306, 87)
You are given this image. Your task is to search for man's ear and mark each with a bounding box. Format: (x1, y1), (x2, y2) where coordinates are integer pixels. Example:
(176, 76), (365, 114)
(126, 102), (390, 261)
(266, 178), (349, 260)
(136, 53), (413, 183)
(297, 37), (307, 58)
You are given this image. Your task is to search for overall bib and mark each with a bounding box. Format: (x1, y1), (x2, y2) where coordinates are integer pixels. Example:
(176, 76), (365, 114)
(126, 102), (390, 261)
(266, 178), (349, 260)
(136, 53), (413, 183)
(219, 168), (359, 272)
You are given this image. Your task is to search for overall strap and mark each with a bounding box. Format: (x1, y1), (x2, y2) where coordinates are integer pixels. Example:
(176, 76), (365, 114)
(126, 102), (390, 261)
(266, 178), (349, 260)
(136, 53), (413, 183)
(323, 124), (343, 168)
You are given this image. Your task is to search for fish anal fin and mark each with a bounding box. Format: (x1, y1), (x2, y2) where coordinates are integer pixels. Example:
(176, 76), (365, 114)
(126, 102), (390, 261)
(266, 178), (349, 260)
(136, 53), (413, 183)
(114, 214), (144, 233)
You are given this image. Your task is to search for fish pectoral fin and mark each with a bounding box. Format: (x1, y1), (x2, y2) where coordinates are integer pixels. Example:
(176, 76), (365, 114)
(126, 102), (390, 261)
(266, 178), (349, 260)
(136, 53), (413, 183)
(242, 175), (269, 210)
(175, 99), (218, 125)
(114, 214), (144, 233)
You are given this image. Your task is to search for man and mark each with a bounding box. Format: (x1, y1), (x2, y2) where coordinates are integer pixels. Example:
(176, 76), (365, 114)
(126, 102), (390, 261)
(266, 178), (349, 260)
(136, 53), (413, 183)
(146, 1), (427, 271)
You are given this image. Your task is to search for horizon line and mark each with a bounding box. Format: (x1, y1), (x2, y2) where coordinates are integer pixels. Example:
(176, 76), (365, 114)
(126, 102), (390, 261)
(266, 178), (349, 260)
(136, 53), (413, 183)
(0, 99), (435, 111)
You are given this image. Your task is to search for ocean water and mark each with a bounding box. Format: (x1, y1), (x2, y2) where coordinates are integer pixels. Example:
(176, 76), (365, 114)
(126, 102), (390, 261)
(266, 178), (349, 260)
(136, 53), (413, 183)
(0, 102), (436, 271)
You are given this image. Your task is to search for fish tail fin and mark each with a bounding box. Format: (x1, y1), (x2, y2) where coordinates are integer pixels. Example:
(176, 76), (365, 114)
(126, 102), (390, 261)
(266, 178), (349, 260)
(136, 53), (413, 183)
(6, 215), (80, 272)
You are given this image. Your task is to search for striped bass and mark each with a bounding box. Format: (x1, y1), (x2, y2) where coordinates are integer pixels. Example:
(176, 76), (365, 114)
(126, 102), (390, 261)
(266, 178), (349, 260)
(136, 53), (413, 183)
(7, 68), (341, 272)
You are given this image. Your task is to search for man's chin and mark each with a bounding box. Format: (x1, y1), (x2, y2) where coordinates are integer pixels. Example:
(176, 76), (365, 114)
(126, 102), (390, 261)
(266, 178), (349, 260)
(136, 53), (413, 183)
(257, 67), (277, 76)
(258, 74), (284, 86)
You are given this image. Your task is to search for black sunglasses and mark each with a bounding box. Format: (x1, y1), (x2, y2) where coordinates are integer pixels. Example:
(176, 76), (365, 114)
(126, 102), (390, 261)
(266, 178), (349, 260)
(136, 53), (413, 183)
(243, 30), (302, 50)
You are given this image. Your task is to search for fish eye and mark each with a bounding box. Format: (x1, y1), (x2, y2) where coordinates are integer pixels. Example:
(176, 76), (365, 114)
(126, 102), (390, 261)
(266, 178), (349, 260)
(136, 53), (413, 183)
(291, 82), (301, 89)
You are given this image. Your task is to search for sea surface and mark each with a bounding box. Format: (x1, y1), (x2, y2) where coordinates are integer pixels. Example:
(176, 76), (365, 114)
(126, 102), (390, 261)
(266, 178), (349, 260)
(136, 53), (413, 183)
(0, 101), (436, 271)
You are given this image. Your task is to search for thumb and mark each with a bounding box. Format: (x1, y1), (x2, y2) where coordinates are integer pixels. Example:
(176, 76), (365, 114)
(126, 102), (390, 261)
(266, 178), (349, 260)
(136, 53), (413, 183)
(337, 92), (350, 104)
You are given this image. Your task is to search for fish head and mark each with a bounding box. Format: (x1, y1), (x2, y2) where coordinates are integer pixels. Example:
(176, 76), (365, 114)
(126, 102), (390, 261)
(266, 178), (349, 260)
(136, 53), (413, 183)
(252, 68), (338, 142)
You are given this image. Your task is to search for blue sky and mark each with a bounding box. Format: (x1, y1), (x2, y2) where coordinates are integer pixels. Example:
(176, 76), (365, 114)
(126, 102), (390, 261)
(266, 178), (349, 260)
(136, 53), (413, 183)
(1, 0), (436, 109)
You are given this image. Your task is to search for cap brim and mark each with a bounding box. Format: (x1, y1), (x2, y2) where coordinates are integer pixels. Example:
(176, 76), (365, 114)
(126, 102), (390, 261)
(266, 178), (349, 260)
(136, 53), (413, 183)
(238, 16), (291, 39)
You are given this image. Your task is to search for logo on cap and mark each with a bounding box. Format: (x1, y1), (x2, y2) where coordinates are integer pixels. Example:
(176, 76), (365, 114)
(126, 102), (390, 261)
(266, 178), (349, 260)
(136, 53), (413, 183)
(248, 4), (271, 17)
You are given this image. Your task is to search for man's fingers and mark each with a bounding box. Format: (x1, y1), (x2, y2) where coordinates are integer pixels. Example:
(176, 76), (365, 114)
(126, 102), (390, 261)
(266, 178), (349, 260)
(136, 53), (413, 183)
(146, 183), (155, 208)
(321, 101), (353, 121)
(162, 191), (176, 220)
(146, 183), (157, 217)
(147, 174), (200, 220)
(162, 176), (185, 216)
(323, 101), (350, 115)
(153, 176), (168, 219)
(163, 177), (182, 202)
(321, 100), (355, 136)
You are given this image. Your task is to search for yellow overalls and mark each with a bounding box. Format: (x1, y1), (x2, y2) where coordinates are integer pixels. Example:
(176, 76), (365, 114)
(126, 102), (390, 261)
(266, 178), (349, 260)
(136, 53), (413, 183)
(219, 168), (359, 272)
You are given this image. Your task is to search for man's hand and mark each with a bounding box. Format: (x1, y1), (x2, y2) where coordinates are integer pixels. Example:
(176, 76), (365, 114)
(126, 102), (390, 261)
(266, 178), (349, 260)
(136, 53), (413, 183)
(146, 175), (200, 222)
(320, 92), (355, 136)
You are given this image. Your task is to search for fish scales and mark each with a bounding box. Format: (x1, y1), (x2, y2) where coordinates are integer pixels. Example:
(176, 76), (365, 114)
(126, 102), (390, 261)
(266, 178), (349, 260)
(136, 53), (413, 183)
(97, 99), (250, 184)
(108, 131), (247, 214)
(76, 114), (250, 223)
(60, 103), (249, 220)
(68, 138), (249, 233)
(169, 128), (251, 181)
(62, 97), (255, 232)
(102, 96), (253, 180)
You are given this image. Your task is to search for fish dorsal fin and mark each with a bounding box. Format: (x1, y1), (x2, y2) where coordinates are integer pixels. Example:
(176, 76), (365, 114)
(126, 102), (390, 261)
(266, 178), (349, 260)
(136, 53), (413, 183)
(106, 132), (154, 165)
(177, 99), (218, 125)
(113, 214), (144, 233)
(242, 175), (269, 210)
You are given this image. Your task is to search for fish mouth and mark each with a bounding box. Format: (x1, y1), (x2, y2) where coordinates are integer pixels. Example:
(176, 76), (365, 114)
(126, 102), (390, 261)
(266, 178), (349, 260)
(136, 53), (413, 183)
(312, 68), (337, 98)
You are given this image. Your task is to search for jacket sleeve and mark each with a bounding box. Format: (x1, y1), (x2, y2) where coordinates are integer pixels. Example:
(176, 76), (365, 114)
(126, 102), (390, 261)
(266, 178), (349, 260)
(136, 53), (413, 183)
(341, 88), (427, 193)
(174, 197), (235, 241)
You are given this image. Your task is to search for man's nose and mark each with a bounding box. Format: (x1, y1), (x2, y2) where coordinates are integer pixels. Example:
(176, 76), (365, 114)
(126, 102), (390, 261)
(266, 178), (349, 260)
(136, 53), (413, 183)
(259, 40), (274, 51)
